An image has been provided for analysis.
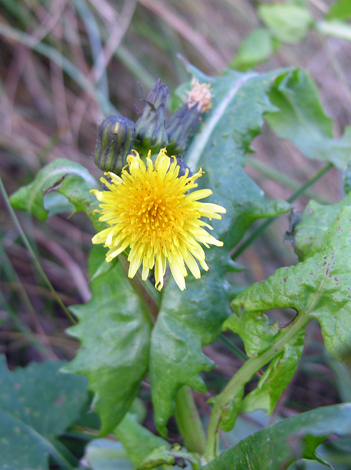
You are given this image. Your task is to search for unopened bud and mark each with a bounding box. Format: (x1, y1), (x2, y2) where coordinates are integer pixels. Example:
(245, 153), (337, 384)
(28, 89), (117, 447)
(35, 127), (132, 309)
(166, 105), (201, 154)
(134, 79), (169, 154)
(94, 116), (135, 175)
(166, 79), (213, 155)
(176, 157), (192, 178)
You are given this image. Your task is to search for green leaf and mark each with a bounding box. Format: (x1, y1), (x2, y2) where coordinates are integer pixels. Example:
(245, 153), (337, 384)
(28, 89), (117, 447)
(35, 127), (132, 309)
(265, 69), (351, 169)
(202, 403), (351, 470)
(114, 413), (169, 469)
(9, 158), (103, 230)
(258, 4), (313, 43)
(290, 193), (351, 261)
(0, 356), (88, 470)
(327, 0), (351, 21)
(231, 28), (274, 71)
(223, 312), (280, 358)
(150, 67), (291, 436)
(240, 330), (304, 414)
(218, 313), (303, 429)
(63, 247), (152, 435)
(232, 206), (351, 363)
(137, 444), (201, 470)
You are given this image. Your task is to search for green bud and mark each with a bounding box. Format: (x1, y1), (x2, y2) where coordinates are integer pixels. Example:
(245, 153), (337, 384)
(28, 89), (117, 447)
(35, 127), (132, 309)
(134, 79), (169, 154)
(166, 104), (201, 155)
(94, 116), (135, 175)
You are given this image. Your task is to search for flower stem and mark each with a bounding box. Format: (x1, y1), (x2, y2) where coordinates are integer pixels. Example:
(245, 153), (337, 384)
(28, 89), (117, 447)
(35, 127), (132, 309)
(232, 163), (333, 260)
(204, 313), (309, 461)
(118, 254), (160, 322)
(175, 385), (206, 455)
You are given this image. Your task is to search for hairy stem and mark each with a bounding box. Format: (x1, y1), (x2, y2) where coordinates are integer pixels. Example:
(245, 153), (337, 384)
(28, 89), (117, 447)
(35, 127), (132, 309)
(175, 385), (206, 455)
(205, 313), (309, 461)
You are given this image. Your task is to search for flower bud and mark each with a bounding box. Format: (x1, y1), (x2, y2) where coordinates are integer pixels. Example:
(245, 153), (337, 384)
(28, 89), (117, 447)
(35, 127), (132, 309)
(166, 105), (201, 154)
(176, 157), (192, 178)
(134, 79), (169, 155)
(166, 79), (213, 155)
(94, 116), (135, 175)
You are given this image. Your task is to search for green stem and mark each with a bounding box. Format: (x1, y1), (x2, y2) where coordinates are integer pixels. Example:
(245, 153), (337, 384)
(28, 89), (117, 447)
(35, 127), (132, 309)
(175, 386), (206, 455)
(245, 156), (331, 204)
(232, 163), (333, 260)
(0, 176), (77, 325)
(219, 334), (248, 362)
(204, 314), (309, 462)
(118, 254), (161, 322)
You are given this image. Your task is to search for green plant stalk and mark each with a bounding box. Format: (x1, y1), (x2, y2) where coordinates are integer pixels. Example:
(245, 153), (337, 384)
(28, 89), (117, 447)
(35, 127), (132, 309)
(245, 156), (331, 204)
(219, 334), (248, 362)
(118, 256), (206, 455)
(204, 313), (309, 462)
(118, 254), (160, 322)
(0, 176), (77, 325)
(175, 386), (206, 455)
(232, 163), (333, 260)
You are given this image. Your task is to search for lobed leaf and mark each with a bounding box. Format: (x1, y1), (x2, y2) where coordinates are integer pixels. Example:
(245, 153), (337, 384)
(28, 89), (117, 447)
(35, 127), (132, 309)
(0, 357), (88, 470)
(290, 193), (351, 261)
(232, 206), (351, 364)
(265, 69), (351, 169)
(240, 330), (304, 414)
(114, 413), (169, 469)
(63, 247), (152, 435)
(150, 67), (292, 435)
(9, 158), (103, 230)
(202, 403), (351, 470)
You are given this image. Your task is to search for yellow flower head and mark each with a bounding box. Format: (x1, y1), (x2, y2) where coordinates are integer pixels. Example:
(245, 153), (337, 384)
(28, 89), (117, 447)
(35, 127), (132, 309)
(91, 149), (226, 291)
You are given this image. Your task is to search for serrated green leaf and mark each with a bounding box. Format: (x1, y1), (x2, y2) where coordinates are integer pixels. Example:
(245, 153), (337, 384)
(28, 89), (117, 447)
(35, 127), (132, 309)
(232, 206), (351, 363)
(291, 193), (351, 261)
(63, 248), (152, 435)
(327, 0), (351, 21)
(0, 357), (88, 470)
(150, 67), (291, 436)
(231, 28), (274, 71)
(223, 312), (280, 358)
(202, 403), (351, 470)
(9, 158), (103, 230)
(258, 4), (313, 43)
(114, 413), (169, 469)
(265, 69), (351, 169)
(240, 330), (304, 414)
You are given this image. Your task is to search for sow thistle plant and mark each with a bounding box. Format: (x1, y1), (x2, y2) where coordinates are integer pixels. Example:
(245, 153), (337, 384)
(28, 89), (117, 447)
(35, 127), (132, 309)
(7, 64), (351, 469)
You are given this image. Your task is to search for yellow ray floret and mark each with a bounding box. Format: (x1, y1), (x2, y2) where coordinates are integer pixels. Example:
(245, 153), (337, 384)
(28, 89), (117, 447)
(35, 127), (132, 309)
(90, 148), (226, 291)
